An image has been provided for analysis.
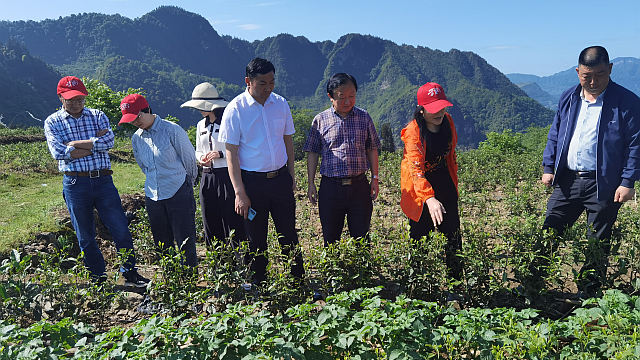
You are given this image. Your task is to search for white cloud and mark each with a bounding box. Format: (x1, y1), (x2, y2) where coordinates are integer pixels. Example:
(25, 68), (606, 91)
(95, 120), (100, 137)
(256, 2), (277, 6)
(239, 24), (261, 30)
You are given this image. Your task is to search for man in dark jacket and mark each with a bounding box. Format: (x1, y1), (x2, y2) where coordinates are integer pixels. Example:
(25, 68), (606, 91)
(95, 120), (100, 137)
(540, 46), (640, 296)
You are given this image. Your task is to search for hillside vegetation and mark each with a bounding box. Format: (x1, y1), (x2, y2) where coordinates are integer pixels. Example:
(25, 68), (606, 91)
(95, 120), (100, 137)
(0, 6), (554, 146)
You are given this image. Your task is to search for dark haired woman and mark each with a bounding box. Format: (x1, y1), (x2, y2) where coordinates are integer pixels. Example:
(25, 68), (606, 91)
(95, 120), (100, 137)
(181, 82), (246, 249)
(400, 82), (462, 280)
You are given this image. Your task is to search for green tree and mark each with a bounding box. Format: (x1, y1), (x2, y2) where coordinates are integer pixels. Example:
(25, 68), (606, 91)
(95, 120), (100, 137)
(379, 122), (395, 152)
(291, 108), (314, 160)
(82, 77), (142, 133)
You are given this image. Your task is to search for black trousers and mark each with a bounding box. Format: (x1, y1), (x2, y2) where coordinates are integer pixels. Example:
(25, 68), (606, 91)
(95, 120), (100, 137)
(318, 175), (373, 247)
(542, 173), (622, 289)
(409, 197), (462, 280)
(200, 168), (247, 248)
(145, 180), (198, 267)
(543, 174), (622, 241)
(242, 170), (304, 284)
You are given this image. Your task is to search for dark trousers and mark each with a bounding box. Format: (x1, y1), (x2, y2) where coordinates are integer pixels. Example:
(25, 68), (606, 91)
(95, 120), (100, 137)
(242, 170), (304, 284)
(542, 173), (622, 289)
(200, 168), (246, 248)
(62, 174), (135, 277)
(318, 175), (373, 247)
(409, 197), (462, 280)
(145, 180), (198, 267)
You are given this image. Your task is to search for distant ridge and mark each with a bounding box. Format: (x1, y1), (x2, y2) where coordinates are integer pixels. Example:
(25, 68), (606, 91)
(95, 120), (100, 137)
(0, 6), (554, 145)
(508, 57), (640, 109)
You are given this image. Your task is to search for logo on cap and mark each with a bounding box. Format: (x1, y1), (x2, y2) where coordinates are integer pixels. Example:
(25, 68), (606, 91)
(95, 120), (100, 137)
(64, 79), (79, 88)
(428, 87), (441, 97)
(120, 103), (130, 111)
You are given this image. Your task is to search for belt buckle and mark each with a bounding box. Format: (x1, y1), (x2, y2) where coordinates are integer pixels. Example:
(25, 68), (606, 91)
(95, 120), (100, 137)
(89, 170), (100, 178)
(341, 178), (352, 186)
(266, 170), (277, 179)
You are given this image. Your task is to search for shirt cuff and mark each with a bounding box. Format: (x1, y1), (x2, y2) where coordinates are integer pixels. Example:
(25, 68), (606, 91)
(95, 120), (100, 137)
(63, 145), (76, 161)
(543, 165), (555, 174)
(620, 178), (635, 189)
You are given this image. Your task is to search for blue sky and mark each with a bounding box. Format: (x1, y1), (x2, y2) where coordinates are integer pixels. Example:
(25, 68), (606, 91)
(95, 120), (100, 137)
(3, 0), (639, 77)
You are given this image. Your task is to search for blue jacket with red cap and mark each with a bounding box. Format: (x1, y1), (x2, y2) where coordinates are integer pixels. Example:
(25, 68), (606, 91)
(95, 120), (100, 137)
(542, 80), (640, 201)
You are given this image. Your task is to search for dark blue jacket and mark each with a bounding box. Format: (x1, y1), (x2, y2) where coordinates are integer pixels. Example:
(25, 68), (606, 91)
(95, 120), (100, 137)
(542, 80), (640, 201)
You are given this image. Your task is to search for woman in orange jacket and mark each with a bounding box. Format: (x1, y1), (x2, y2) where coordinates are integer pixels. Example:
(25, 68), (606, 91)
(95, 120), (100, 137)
(400, 82), (462, 280)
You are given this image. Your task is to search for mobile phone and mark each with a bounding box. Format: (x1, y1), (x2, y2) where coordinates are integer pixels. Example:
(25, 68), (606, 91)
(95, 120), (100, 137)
(248, 207), (256, 221)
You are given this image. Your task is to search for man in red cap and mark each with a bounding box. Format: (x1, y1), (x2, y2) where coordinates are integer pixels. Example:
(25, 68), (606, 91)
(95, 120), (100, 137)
(44, 76), (149, 287)
(119, 94), (199, 269)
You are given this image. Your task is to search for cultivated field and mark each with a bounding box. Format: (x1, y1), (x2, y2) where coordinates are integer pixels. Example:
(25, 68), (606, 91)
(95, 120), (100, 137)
(1, 127), (639, 359)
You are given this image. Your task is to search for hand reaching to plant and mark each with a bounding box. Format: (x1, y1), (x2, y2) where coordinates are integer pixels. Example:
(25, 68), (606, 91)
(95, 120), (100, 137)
(426, 197), (446, 226)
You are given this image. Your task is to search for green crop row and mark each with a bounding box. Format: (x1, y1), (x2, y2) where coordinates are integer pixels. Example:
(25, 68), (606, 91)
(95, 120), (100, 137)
(1, 286), (639, 359)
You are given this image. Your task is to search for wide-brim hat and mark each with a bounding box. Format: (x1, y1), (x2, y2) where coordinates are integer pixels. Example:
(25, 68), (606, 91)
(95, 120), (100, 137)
(417, 82), (453, 114)
(181, 82), (228, 111)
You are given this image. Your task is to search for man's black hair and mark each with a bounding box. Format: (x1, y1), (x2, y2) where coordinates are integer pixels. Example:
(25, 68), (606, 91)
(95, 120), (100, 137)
(246, 58), (276, 79)
(327, 73), (358, 98)
(140, 107), (153, 114)
(579, 46), (610, 68)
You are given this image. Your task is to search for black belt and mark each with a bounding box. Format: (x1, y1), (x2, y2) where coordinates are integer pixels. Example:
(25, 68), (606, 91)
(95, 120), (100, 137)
(203, 167), (226, 173)
(324, 173), (366, 186)
(242, 165), (287, 179)
(574, 170), (596, 179)
(64, 169), (113, 178)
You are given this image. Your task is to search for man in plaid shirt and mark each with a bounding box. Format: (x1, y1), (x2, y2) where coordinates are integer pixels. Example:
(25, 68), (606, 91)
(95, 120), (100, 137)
(44, 76), (148, 287)
(304, 73), (381, 247)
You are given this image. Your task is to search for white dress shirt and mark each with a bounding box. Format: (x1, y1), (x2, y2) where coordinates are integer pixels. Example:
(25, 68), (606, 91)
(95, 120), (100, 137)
(219, 89), (295, 172)
(566, 89), (605, 171)
(195, 118), (227, 169)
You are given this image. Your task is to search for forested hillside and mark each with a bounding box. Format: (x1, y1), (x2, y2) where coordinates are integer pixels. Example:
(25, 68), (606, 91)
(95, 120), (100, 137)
(0, 6), (554, 146)
(0, 39), (61, 126)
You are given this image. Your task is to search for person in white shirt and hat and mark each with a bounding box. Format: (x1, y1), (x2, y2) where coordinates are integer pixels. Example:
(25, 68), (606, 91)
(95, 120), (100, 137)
(181, 83), (247, 250)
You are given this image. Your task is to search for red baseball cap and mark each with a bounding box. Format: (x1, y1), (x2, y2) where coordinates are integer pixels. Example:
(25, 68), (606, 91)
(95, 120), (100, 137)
(417, 82), (453, 114)
(119, 94), (149, 125)
(57, 76), (88, 99)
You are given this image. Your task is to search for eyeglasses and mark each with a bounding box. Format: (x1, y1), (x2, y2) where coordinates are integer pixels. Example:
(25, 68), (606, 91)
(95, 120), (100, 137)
(64, 99), (85, 105)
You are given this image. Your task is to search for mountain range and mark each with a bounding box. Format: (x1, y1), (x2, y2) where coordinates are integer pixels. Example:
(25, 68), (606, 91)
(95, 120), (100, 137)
(508, 57), (640, 110)
(0, 6), (554, 146)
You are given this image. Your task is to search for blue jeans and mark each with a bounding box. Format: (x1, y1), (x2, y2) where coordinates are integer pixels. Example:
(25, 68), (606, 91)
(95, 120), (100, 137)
(62, 174), (136, 277)
(145, 180), (198, 267)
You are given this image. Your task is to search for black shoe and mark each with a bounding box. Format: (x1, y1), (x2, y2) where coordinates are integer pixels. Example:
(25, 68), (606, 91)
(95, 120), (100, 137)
(91, 273), (108, 285)
(124, 269), (150, 288)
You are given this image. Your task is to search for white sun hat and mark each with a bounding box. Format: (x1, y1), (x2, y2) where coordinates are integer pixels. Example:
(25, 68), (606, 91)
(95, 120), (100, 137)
(180, 82), (229, 111)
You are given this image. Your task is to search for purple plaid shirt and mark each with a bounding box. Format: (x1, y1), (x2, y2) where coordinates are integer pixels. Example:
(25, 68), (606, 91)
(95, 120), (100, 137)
(44, 107), (114, 172)
(304, 106), (381, 177)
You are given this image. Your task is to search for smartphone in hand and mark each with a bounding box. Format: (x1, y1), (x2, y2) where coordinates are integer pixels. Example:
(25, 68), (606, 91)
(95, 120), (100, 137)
(248, 207), (256, 221)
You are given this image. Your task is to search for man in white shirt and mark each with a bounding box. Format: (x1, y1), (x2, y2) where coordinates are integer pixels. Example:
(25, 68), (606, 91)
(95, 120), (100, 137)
(219, 58), (304, 286)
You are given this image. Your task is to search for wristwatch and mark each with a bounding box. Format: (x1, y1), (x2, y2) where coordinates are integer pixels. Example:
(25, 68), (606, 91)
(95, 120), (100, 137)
(372, 174), (379, 180)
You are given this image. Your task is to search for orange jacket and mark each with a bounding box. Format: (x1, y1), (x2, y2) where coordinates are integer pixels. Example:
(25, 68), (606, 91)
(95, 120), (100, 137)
(400, 113), (458, 222)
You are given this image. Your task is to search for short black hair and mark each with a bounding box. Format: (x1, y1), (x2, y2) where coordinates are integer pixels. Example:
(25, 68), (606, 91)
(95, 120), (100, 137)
(246, 58), (276, 79)
(140, 107), (153, 115)
(327, 73), (358, 98)
(578, 46), (610, 68)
